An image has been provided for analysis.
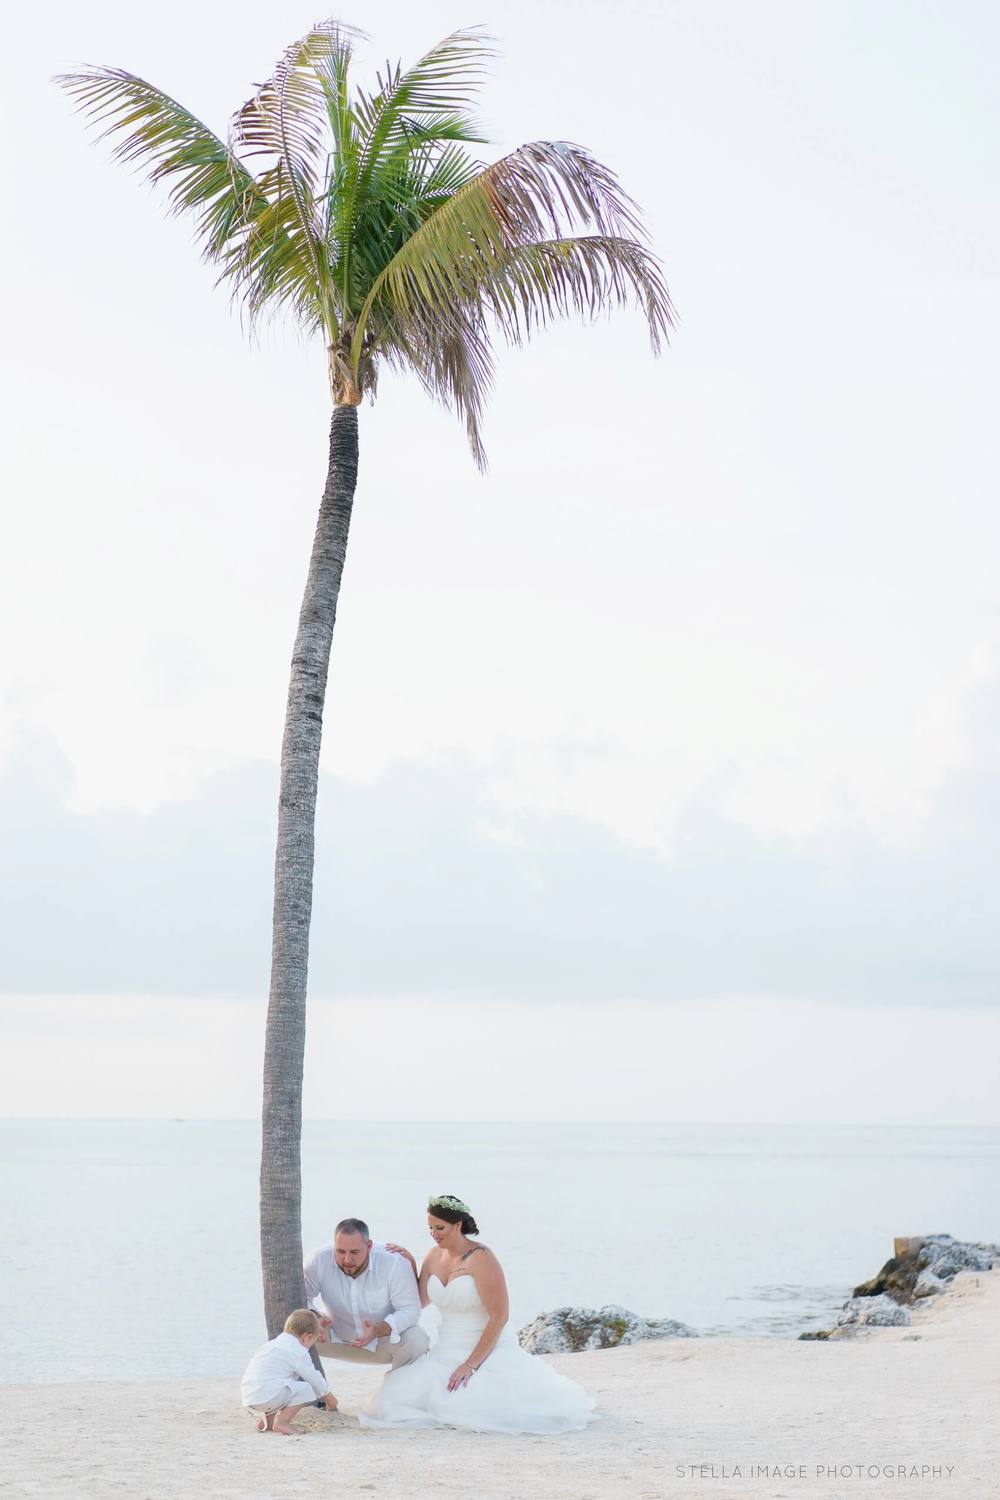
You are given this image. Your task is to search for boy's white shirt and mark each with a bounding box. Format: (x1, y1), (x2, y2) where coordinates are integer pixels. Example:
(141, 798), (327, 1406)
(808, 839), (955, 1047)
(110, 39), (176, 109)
(304, 1241), (420, 1348)
(240, 1331), (329, 1406)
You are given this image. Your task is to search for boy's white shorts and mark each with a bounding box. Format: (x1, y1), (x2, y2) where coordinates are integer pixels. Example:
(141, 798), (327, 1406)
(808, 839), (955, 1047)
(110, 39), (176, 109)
(245, 1379), (319, 1414)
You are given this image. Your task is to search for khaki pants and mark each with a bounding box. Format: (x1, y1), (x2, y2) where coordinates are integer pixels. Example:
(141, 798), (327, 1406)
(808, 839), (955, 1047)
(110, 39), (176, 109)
(246, 1379), (319, 1415)
(316, 1324), (429, 1369)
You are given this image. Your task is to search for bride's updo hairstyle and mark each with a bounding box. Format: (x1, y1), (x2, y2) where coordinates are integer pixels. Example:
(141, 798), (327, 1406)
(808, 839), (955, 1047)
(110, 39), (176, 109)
(428, 1193), (479, 1236)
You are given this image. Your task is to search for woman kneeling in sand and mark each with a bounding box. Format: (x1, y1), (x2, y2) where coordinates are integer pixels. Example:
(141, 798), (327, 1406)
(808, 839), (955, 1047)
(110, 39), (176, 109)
(359, 1194), (594, 1434)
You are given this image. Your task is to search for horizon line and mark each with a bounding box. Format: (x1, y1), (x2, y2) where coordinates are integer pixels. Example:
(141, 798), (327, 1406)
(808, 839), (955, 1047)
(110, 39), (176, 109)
(1, 1116), (997, 1129)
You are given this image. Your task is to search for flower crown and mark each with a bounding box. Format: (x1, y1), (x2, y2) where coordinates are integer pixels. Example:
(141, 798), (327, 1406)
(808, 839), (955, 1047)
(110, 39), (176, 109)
(428, 1194), (471, 1216)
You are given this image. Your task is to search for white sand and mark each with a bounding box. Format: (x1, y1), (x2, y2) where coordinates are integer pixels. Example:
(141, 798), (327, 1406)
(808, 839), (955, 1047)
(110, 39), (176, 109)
(4, 1269), (996, 1499)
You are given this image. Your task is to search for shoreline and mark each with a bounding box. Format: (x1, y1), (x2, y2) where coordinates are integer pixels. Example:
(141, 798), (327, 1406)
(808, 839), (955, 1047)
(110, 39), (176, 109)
(5, 1265), (997, 1499)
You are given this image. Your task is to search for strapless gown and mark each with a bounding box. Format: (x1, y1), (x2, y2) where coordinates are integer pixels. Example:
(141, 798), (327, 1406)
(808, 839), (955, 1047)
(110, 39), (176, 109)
(357, 1273), (595, 1434)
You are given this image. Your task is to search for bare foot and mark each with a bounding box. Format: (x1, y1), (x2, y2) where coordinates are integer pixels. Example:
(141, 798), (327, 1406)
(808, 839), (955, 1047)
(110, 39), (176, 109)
(272, 1422), (298, 1436)
(255, 1416), (268, 1432)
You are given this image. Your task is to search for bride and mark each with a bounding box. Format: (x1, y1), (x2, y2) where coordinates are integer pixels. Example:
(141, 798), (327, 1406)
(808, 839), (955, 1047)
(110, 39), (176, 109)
(357, 1193), (594, 1434)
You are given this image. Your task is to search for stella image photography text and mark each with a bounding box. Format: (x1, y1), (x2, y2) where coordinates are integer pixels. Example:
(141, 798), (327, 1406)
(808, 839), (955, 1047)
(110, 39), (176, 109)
(674, 1464), (959, 1482)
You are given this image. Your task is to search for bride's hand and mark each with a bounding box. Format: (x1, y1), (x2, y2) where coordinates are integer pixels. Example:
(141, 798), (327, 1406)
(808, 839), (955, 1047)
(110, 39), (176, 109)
(386, 1243), (417, 1269)
(447, 1362), (475, 1392)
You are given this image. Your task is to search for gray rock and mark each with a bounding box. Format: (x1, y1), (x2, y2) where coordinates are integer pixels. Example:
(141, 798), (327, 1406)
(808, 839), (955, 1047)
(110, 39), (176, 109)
(828, 1294), (911, 1338)
(917, 1235), (998, 1281)
(518, 1303), (697, 1354)
(801, 1233), (997, 1340)
(913, 1269), (948, 1299)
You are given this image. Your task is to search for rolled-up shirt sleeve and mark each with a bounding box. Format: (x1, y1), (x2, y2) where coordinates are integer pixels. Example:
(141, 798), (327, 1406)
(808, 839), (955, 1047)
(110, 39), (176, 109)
(383, 1254), (421, 1342)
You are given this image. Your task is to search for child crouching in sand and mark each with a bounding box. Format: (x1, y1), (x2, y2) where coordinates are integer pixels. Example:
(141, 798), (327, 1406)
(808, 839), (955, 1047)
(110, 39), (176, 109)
(241, 1308), (338, 1435)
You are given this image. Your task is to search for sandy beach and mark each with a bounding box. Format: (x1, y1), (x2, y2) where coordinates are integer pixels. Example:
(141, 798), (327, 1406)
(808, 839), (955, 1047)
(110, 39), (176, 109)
(4, 1266), (996, 1500)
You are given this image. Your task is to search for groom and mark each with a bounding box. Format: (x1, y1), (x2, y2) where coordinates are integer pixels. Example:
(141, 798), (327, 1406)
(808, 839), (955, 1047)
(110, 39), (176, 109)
(304, 1217), (429, 1369)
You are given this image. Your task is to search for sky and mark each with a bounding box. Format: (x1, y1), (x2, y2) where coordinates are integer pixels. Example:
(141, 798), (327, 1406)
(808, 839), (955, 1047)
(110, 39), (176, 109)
(2, 0), (999, 1121)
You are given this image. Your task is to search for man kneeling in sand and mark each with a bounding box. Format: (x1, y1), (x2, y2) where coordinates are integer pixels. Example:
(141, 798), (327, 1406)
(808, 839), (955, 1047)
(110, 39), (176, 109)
(305, 1217), (429, 1371)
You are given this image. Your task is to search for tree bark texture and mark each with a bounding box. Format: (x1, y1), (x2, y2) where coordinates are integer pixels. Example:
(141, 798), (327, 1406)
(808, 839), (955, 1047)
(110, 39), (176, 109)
(260, 404), (359, 1338)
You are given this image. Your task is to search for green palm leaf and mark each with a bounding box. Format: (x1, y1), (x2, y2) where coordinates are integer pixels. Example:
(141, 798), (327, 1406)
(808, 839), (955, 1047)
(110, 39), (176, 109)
(484, 235), (675, 349)
(328, 28), (491, 321)
(231, 20), (363, 336)
(353, 141), (675, 389)
(353, 26), (493, 184)
(54, 67), (267, 265)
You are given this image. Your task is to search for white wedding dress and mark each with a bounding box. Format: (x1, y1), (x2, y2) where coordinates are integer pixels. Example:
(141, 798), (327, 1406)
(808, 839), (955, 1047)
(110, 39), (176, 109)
(357, 1272), (595, 1434)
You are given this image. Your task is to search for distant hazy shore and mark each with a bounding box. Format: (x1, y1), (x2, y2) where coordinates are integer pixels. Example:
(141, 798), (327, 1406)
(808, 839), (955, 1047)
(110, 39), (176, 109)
(5, 1267), (996, 1499)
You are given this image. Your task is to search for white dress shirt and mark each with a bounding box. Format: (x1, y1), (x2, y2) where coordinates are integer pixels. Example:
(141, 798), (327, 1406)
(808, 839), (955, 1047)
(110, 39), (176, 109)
(240, 1331), (329, 1406)
(304, 1242), (421, 1348)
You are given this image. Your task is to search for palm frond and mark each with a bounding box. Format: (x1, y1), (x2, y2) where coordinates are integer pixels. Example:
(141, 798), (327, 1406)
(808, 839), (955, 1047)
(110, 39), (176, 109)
(341, 141), (484, 312)
(231, 20), (358, 333)
(379, 305), (494, 472)
(483, 235), (675, 351)
(354, 27), (493, 173)
(54, 67), (266, 263)
(367, 232), (672, 466)
(421, 141), (485, 198)
(221, 170), (328, 334)
(310, 20), (366, 159)
(353, 141), (674, 370)
(324, 28), (491, 317)
(486, 139), (649, 243)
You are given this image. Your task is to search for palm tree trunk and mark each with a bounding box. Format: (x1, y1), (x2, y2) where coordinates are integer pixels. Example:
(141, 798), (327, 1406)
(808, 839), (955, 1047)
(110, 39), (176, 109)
(259, 403), (359, 1338)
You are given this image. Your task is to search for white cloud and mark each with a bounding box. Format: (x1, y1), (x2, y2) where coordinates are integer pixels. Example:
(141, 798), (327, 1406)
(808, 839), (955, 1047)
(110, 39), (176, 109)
(3, 710), (1000, 1007)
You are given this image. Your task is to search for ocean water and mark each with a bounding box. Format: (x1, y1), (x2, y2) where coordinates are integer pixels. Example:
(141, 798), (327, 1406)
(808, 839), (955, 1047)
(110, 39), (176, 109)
(1, 1119), (997, 1383)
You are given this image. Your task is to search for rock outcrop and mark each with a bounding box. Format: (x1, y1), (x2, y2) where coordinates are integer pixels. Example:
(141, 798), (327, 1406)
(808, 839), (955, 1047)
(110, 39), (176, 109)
(519, 1304), (697, 1354)
(799, 1234), (998, 1341)
(851, 1234), (998, 1306)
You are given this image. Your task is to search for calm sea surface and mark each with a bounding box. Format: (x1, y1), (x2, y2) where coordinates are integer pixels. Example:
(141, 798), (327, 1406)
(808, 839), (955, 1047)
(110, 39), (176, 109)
(1, 1119), (997, 1383)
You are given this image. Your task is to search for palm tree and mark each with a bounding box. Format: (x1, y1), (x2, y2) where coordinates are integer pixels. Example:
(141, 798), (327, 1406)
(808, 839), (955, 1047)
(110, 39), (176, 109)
(58, 20), (674, 1336)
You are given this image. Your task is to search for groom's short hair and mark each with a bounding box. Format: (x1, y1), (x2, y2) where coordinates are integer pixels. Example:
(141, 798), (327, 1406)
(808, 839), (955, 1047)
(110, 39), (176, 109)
(335, 1217), (370, 1240)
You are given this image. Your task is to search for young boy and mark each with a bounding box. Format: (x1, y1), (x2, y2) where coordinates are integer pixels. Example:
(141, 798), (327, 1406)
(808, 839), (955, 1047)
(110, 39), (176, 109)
(241, 1308), (338, 1435)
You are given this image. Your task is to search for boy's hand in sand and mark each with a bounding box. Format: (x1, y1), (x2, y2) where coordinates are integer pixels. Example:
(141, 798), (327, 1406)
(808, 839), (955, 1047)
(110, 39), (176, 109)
(322, 1392), (338, 1410)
